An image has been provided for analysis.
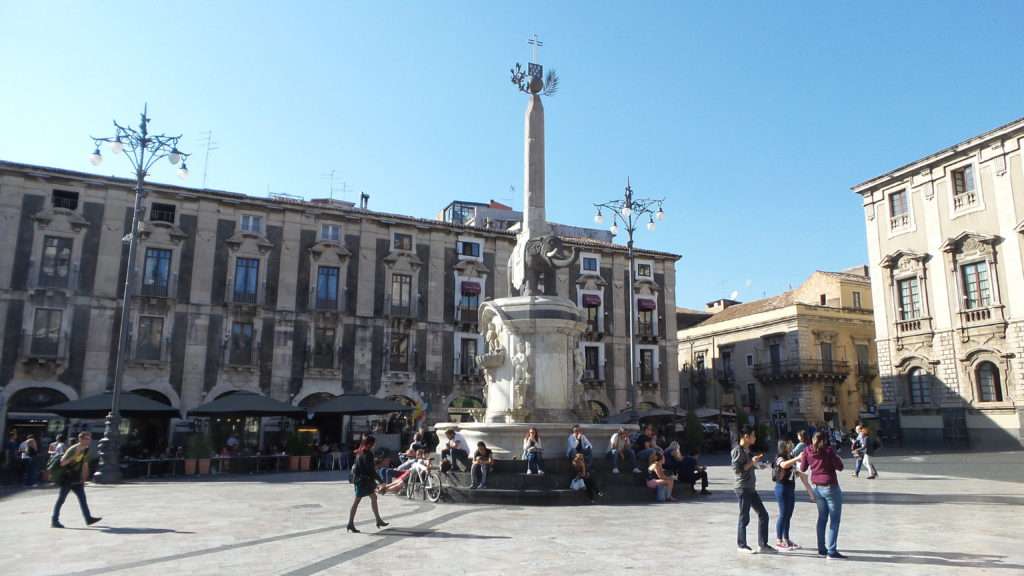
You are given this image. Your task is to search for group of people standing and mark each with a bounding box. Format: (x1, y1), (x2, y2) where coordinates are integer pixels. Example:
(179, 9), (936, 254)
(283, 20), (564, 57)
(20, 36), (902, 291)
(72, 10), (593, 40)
(732, 426), (851, 559)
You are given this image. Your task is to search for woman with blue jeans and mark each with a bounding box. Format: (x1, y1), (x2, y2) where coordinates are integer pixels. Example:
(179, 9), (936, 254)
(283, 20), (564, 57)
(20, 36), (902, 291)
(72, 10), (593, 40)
(773, 440), (802, 550)
(799, 431), (846, 559)
(522, 427), (544, 475)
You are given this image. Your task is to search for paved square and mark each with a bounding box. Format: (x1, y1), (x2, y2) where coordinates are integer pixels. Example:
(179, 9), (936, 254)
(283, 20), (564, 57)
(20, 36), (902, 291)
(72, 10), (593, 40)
(1, 451), (1021, 575)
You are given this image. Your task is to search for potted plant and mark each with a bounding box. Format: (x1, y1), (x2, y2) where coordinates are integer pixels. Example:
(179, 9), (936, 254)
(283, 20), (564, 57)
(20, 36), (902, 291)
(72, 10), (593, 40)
(286, 432), (304, 471)
(684, 409), (704, 455)
(186, 434), (213, 475)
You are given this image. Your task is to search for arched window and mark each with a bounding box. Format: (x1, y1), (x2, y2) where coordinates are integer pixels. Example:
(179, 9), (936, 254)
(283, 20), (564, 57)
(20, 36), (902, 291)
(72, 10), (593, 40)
(907, 368), (931, 406)
(975, 362), (1002, 403)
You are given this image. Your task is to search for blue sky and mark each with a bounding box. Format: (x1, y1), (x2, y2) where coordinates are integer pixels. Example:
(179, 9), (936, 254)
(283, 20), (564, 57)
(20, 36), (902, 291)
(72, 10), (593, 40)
(2, 2), (1023, 308)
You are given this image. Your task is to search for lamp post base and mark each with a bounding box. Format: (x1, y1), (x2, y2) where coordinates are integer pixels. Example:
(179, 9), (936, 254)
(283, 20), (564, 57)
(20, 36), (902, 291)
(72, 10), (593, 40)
(93, 413), (123, 484)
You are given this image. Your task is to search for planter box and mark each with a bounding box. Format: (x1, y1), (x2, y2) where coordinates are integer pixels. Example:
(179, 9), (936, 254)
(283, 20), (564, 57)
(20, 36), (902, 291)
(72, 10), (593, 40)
(289, 456), (300, 471)
(300, 455), (311, 471)
(184, 459), (197, 475)
(198, 458), (211, 475)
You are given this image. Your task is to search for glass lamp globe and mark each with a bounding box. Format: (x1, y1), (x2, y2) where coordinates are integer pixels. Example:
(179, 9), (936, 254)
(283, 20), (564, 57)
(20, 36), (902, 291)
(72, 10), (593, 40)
(646, 219), (656, 231)
(656, 207), (665, 221)
(610, 223), (619, 235)
(168, 150), (181, 165)
(621, 205), (632, 217)
(110, 140), (123, 155)
(177, 162), (189, 180)
(594, 210), (604, 225)
(89, 148), (103, 166)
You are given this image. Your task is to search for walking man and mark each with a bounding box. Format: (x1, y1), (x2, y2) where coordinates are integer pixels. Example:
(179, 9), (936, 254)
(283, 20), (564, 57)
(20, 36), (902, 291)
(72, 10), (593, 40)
(51, 431), (102, 528)
(861, 427), (880, 479)
(732, 425), (775, 554)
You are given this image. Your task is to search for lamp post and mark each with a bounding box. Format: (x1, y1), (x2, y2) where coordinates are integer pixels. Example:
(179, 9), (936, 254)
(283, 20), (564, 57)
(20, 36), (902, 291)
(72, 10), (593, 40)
(88, 105), (189, 483)
(593, 179), (665, 420)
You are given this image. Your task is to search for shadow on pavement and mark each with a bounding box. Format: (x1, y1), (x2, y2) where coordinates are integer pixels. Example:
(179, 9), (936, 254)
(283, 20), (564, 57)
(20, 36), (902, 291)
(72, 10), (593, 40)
(63, 526), (196, 535)
(841, 549), (1024, 571)
(369, 528), (510, 540)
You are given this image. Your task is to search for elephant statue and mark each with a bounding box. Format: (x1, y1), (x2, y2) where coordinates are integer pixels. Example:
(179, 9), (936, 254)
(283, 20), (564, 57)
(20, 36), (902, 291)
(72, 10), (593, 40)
(509, 234), (578, 296)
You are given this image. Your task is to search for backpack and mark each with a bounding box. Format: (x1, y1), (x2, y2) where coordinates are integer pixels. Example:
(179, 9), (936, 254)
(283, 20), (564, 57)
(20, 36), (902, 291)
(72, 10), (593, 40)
(46, 453), (64, 484)
(772, 457), (788, 482)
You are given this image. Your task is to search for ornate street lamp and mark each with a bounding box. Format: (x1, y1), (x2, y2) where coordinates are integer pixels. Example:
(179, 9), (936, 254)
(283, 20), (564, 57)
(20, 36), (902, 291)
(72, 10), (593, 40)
(593, 179), (665, 420)
(88, 105), (189, 483)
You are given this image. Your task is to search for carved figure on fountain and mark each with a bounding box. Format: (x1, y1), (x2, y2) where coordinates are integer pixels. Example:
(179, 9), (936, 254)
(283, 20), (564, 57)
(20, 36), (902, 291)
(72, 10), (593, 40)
(509, 234), (578, 296)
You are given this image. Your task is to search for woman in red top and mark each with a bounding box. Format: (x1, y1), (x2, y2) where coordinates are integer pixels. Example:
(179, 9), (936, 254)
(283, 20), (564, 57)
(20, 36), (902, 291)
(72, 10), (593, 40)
(800, 431), (845, 559)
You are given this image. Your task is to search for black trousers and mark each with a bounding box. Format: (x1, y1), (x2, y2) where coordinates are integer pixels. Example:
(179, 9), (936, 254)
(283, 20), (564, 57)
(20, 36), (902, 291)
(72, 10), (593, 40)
(52, 482), (92, 523)
(685, 469), (709, 490)
(736, 488), (769, 548)
(441, 448), (470, 471)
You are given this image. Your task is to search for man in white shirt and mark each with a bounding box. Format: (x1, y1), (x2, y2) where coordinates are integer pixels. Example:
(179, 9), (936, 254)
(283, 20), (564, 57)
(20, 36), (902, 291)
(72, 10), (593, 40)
(441, 429), (470, 472)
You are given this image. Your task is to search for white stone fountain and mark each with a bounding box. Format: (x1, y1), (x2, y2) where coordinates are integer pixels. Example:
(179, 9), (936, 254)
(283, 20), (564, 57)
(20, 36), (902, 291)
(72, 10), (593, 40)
(435, 60), (631, 459)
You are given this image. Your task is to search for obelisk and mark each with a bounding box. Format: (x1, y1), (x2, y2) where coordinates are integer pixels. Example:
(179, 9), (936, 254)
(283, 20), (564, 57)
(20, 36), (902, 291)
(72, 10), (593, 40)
(523, 91), (549, 239)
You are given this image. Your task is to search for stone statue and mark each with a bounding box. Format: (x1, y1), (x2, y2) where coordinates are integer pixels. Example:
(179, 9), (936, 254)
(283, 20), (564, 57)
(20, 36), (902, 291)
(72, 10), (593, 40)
(509, 235), (577, 296)
(511, 340), (531, 411)
(485, 320), (503, 354)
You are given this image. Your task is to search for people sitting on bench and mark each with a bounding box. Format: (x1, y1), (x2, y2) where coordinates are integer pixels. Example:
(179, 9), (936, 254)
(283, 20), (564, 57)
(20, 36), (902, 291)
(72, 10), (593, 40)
(607, 427), (640, 474)
(634, 425), (663, 466)
(566, 424), (593, 467)
(470, 441), (494, 489)
(440, 429), (470, 473)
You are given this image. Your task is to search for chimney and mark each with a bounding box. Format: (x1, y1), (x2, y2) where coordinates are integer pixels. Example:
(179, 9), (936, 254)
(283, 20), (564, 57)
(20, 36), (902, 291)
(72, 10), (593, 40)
(360, 192), (370, 210)
(705, 298), (740, 314)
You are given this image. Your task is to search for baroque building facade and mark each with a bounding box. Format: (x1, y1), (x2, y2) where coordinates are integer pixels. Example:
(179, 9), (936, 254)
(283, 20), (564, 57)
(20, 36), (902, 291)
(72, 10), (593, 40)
(677, 270), (880, 435)
(0, 161), (679, 436)
(853, 117), (1024, 448)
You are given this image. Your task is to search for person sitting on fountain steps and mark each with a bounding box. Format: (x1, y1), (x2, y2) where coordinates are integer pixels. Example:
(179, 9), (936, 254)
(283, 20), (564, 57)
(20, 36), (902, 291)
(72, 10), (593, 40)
(522, 427), (545, 475)
(566, 424), (593, 467)
(440, 428), (470, 473)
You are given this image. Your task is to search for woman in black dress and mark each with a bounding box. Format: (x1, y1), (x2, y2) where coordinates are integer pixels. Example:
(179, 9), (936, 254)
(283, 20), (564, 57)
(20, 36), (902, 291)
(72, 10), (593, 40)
(347, 436), (388, 533)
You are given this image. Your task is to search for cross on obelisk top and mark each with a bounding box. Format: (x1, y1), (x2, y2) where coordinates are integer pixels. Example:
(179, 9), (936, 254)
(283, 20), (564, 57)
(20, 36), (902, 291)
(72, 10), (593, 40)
(528, 34), (543, 64)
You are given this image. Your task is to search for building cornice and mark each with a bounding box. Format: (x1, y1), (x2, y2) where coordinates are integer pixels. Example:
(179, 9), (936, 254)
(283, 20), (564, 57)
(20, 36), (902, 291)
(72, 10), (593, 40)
(850, 115), (1024, 196)
(0, 159), (680, 261)
(676, 303), (873, 342)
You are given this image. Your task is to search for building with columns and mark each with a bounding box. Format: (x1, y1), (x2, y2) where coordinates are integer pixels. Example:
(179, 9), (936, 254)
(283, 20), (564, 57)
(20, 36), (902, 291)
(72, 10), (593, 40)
(677, 269), (880, 435)
(0, 160), (679, 440)
(853, 116), (1024, 448)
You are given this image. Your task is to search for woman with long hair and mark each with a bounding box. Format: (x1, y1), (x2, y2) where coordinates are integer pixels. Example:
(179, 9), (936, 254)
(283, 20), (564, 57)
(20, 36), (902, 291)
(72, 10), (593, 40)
(522, 427), (544, 475)
(800, 431), (845, 559)
(571, 452), (601, 503)
(773, 440), (802, 550)
(346, 435), (388, 533)
(646, 451), (676, 502)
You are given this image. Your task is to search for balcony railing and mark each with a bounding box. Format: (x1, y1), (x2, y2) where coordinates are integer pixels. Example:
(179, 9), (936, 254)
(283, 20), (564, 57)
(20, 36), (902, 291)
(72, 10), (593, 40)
(889, 213), (910, 231)
(233, 291), (258, 305)
(953, 192), (977, 211)
(584, 319), (601, 334)
(637, 322), (655, 337)
(715, 368), (735, 386)
(23, 332), (68, 361)
(52, 196), (78, 210)
(227, 344), (258, 367)
(308, 347), (338, 370)
(752, 358), (850, 381)
(388, 303), (413, 318)
(855, 362), (878, 380)
(28, 260), (80, 292)
(315, 297), (339, 312)
(582, 366), (605, 381)
(960, 307), (993, 324)
(454, 354), (482, 378)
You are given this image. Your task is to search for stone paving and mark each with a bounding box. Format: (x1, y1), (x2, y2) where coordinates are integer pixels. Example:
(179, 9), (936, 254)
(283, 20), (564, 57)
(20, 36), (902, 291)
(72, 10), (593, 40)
(0, 451), (1022, 575)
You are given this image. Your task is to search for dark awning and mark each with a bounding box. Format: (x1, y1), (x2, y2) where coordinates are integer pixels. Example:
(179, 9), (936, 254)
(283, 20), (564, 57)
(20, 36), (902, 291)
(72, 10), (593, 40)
(605, 408), (681, 424)
(189, 391), (307, 418)
(637, 298), (657, 311)
(460, 282), (481, 295)
(48, 392), (182, 419)
(308, 394), (415, 416)
(581, 294), (602, 307)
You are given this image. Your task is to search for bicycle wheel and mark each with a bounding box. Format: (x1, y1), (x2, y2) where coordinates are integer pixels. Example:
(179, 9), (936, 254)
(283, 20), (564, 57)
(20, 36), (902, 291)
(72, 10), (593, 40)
(424, 470), (441, 502)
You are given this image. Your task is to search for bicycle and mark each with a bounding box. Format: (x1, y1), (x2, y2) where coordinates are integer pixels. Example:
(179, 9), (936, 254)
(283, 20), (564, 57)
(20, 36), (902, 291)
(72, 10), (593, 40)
(403, 458), (442, 503)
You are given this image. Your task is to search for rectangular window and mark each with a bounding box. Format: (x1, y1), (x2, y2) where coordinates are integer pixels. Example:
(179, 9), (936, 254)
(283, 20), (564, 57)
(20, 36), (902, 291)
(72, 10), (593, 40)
(312, 326), (336, 369)
(585, 306), (600, 333)
(584, 346), (600, 374)
(636, 263), (653, 278)
(142, 248), (173, 297)
(769, 343), (782, 376)
(316, 266), (340, 309)
(458, 241), (480, 258)
(694, 351), (706, 374)
(856, 344), (870, 372)
(31, 308), (62, 356)
(150, 203), (176, 224)
(638, 308), (654, 336)
(909, 369), (930, 405)
(136, 316), (164, 361)
(459, 289), (480, 322)
(230, 322), (255, 365)
(39, 236), (73, 288)
(889, 189), (909, 230)
(52, 190), (79, 211)
(720, 350), (733, 379)
(389, 331), (409, 371)
(393, 233), (413, 251)
(459, 338), (478, 375)
(897, 277), (922, 320)
(233, 258), (260, 303)
(639, 349), (655, 382)
(961, 261), (992, 310)
(320, 223), (341, 241)
(240, 214), (262, 234)
(747, 383), (757, 408)
(820, 342), (833, 371)
(853, 291), (862, 309)
(582, 256), (599, 272)
(746, 353), (754, 367)
(819, 294), (827, 306)
(390, 273), (412, 316)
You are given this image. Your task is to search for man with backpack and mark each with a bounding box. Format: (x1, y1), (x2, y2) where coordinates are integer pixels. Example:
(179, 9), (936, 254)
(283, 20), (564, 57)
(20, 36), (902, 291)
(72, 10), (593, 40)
(50, 431), (102, 528)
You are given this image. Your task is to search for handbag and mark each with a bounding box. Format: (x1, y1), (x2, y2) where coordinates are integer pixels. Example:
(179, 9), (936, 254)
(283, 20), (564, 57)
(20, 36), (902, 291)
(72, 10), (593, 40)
(570, 477), (585, 491)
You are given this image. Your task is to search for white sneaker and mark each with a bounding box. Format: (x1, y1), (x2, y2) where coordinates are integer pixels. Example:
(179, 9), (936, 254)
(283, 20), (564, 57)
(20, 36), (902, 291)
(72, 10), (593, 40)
(612, 468), (620, 474)
(632, 467), (642, 474)
(526, 469), (534, 475)
(737, 546), (755, 554)
(537, 470), (544, 475)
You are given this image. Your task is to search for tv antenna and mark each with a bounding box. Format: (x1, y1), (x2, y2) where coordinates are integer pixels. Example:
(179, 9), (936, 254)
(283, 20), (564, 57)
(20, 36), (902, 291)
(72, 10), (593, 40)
(197, 130), (219, 188)
(320, 169), (349, 201)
